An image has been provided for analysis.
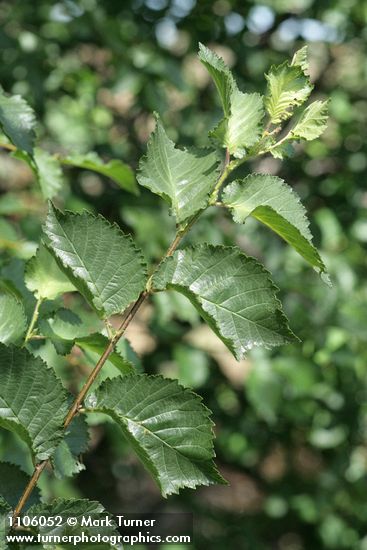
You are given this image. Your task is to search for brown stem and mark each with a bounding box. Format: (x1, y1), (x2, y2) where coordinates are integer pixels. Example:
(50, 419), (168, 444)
(63, 290), (148, 428)
(166, 232), (184, 257)
(12, 462), (48, 521)
(11, 141), (241, 520)
(0, 142), (17, 152)
(11, 222), (190, 520)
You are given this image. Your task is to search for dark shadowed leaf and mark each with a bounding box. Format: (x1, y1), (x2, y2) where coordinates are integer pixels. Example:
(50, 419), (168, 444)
(0, 462), (41, 510)
(0, 344), (68, 461)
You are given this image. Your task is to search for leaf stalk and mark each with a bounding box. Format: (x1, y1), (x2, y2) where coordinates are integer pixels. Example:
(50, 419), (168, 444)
(23, 297), (43, 344)
(12, 128), (281, 520)
(12, 165), (225, 518)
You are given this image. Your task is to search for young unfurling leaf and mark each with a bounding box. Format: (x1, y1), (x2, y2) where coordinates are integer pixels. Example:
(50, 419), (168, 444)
(52, 414), (90, 479)
(0, 44), (330, 525)
(33, 147), (63, 199)
(291, 100), (329, 141)
(211, 90), (264, 158)
(199, 44), (264, 157)
(265, 58), (313, 124)
(198, 43), (235, 116)
(291, 45), (309, 72)
(137, 117), (219, 222)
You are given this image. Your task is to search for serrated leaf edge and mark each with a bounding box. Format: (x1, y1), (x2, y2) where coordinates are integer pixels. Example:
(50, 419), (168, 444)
(44, 203), (148, 317)
(222, 175), (327, 274)
(137, 117), (221, 223)
(153, 244), (298, 359)
(86, 373), (225, 496)
(0, 344), (70, 461)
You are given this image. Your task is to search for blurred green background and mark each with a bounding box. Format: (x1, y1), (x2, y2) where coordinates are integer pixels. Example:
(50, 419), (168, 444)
(0, 0), (367, 548)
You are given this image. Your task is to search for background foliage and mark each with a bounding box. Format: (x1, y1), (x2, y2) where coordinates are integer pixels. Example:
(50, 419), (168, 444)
(0, 0), (366, 548)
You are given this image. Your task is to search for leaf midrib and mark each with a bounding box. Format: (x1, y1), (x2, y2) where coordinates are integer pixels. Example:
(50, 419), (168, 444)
(201, 294), (284, 336)
(49, 216), (101, 303)
(90, 407), (212, 463)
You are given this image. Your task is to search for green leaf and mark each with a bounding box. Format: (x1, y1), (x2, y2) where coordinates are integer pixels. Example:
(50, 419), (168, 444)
(198, 43), (235, 116)
(39, 308), (85, 355)
(43, 308), (85, 339)
(11, 146), (63, 202)
(0, 497), (11, 550)
(212, 91), (264, 158)
(291, 46), (309, 72)
(137, 118), (219, 223)
(0, 462), (40, 510)
(44, 203), (147, 318)
(290, 100), (329, 141)
(1, 258), (37, 317)
(52, 440), (85, 479)
(269, 141), (295, 160)
(0, 292), (26, 344)
(0, 344), (68, 461)
(0, 279), (22, 301)
(28, 498), (118, 540)
(25, 244), (76, 301)
(76, 333), (135, 375)
(0, 219), (37, 261)
(0, 218), (17, 243)
(116, 338), (142, 371)
(174, 345), (209, 389)
(52, 414), (89, 479)
(86, 374), (225, 496)
(222, 174), (326, 273)
(33, 147), (63, 199)
(153, 245), (297, 360)
(0, 192), (29, 216)
(63, 152), (138, 195)
(199, 45), (264, 157)
(0, 222), (36, 258)
(0, 88), (36, 154)
(265, 61), (313, 124)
